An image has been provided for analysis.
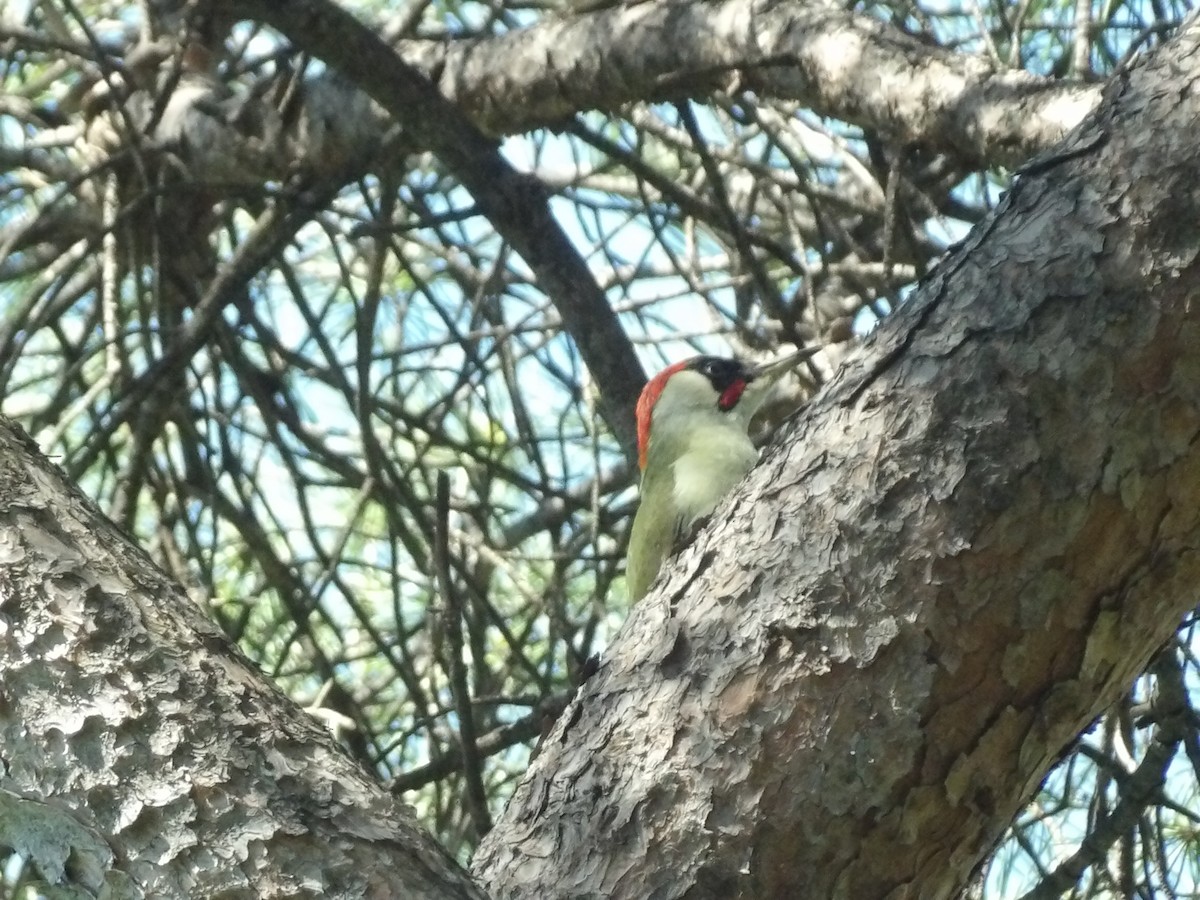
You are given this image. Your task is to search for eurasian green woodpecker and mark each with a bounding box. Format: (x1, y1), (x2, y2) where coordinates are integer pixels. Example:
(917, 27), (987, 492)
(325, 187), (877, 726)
(626, 348), (818, 602)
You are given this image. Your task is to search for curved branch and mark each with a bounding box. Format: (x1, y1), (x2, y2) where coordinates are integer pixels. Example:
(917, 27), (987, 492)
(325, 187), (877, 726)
(399, 0), (1102, 167)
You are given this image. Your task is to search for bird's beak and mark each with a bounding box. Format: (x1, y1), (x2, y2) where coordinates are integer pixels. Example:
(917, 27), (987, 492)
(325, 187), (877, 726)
(737, 345), (821, 417)
(748, 345), (822, 384)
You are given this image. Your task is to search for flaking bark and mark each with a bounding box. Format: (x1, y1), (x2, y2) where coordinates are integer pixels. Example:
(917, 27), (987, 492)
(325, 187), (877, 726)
(3, 11), (1200, 900)
(397, 0), (1096, 168)
(472, 19), (1200, 900)
(0, 426), (484, 897)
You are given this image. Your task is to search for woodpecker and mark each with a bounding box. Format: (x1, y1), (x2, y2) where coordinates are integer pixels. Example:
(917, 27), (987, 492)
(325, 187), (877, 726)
(626, 347), (818, 602)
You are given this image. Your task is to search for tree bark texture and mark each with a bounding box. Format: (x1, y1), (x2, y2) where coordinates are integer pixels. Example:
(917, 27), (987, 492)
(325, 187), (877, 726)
(472, 19), (1200, 900)
(0, 425), (485, 898)
(3, 8), (1200, 900)
(396, 0), (1097, 167)
(198, 0), (1097, 177)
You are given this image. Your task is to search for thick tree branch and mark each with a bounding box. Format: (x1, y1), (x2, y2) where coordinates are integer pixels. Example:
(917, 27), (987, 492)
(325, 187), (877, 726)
(473, 19), (1200, 899)
(0, 421), (487, 898)
(398, 0), (1102, 167)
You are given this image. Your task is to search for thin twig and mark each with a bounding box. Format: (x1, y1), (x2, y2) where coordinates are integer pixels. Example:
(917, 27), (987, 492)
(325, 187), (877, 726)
(389, 692), (572, 793)
(435, 472), (493, 838)
(1018, 650), (1188, 900)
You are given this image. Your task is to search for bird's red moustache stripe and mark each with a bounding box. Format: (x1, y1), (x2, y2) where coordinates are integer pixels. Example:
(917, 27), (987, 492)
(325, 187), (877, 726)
(718, 379), (748, 411)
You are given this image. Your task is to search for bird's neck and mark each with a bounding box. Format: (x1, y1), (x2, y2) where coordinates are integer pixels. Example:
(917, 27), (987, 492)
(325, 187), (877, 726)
(646, 417), (759, 523)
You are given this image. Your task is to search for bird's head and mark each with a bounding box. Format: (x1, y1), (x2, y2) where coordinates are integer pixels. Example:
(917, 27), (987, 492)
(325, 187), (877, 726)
(635, 348), (817, 471)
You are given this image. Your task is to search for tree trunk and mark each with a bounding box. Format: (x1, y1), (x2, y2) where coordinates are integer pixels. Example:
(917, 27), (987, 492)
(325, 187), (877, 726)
(0, 424), (485, 897)
(3, 12), (1200, 900)
(471, 19), (1200, 900)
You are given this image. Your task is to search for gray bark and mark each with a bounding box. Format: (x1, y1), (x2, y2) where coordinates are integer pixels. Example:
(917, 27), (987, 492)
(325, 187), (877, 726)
(397, 0), (1097, 167)
(12, 0), (1105, 464)
(0, 425), (485, 898)
(3, 7), (1200, 900)
(114, 0), (1096, 169)
(131, 0), (1093, 171)
(471, 18), (1200, 900)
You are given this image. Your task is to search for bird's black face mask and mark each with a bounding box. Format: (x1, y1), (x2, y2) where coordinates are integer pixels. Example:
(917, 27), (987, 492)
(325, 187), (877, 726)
(689, 357), (754, 411)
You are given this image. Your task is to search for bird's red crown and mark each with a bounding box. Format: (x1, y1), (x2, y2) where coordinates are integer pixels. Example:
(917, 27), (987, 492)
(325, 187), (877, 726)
(636, 360), (691, 471)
